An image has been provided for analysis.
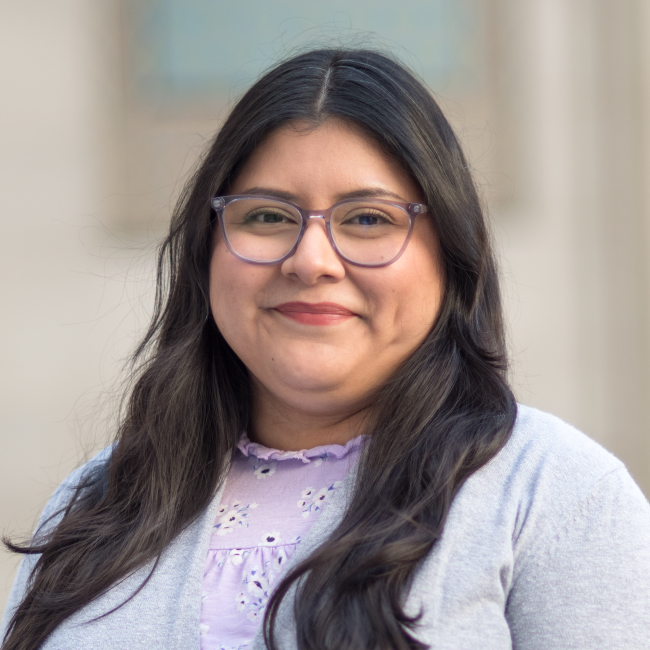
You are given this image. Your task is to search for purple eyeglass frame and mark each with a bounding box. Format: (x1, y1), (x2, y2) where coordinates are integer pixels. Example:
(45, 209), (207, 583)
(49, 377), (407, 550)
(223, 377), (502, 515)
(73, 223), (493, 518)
(210, 194), (428, 268)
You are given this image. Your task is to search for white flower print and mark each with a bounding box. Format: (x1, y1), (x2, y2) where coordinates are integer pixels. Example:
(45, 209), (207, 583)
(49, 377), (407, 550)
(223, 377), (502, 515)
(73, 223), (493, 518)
(260, 532), (281, 545)
(228, 548), (249, 566)
(298, 482), (342, 518)
(313, 487), (331, 503)
(199, 623), (210, 637)
(253, 461), (277, 479)
(239, 563), (280, 621)
(234, 548), (296, 624)
(220, 509), (245, 527)
(298, 487), (315, 509)
(235, 591), (248, 612)
(247, 572), (270, 598)
(214, 501), (256, 535)
(216, 517), (237, 535)
(217, 525), (235, 535)
(269, 550), (288, 573)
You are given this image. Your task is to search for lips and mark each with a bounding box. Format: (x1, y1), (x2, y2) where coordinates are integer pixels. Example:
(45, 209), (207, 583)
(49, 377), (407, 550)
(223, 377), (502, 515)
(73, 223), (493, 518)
(273, 302), (356, 326)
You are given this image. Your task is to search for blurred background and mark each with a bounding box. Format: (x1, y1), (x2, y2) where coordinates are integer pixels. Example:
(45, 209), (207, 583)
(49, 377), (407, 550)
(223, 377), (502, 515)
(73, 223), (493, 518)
(1, 0), (649, 612)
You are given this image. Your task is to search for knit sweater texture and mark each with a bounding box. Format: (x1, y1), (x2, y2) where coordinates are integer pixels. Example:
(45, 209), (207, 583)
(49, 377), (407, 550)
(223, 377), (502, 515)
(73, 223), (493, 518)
(2, 405), (650, 649)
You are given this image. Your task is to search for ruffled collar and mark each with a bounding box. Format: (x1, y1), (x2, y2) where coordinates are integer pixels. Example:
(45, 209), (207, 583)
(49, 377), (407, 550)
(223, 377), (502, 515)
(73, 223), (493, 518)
(237, 433), (366, 464)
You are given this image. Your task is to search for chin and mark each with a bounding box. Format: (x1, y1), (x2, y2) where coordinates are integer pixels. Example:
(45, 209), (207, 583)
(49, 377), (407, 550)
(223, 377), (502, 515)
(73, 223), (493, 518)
(270, 364), (347, 393)
(273, 380), (367, 417)
(258, 348), (350, 384)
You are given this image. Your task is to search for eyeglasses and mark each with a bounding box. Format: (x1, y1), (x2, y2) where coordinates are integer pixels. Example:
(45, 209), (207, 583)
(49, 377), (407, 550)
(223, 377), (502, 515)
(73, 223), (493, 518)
(211, 195), (427, 267)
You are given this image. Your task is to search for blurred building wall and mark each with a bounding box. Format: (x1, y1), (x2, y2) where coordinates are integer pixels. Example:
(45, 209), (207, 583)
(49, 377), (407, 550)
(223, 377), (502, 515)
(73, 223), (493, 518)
(0, 0), (152, 612)
(1, 0), (649, 614)
(490, 0), (650, 488)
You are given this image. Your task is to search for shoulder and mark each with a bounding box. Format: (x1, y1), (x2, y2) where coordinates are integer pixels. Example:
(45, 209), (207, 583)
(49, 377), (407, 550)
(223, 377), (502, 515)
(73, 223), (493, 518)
(35, 445), (114, 538)
(488, 403), (625, 496)
(1, 446), (114, 638)
(477, 403), (630, 501)
(495, 407), (650, 646)
(407, 406), (650, 647)
(467, 404), (650, 567)
(450, 404), (649, 568)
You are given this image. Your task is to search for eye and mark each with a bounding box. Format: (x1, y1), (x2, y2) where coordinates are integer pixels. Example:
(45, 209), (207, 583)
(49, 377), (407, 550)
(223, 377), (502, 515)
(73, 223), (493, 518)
(350, 214), (383, 226)
(246, 210), (296, 224)
(343, 209), (393, 226)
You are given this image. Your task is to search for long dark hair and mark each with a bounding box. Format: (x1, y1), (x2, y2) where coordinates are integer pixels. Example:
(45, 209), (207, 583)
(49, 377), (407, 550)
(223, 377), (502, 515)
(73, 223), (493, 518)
(3, 48), (516, 650)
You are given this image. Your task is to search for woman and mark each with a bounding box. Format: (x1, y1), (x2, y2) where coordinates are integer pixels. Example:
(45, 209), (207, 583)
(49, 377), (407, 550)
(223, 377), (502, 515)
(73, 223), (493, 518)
(2, 48), (650, 650)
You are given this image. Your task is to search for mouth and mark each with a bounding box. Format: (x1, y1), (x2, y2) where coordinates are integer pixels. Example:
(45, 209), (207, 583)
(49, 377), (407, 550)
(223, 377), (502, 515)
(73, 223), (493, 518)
(272, 302), (357, 326)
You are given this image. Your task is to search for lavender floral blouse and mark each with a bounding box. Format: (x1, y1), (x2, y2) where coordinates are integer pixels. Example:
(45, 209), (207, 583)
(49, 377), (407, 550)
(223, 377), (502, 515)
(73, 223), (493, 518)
(199, 434), (364, 650)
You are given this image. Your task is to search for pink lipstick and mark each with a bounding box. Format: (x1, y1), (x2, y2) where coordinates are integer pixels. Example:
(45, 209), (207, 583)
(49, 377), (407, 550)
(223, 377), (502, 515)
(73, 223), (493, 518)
(273, 302), (356, 326)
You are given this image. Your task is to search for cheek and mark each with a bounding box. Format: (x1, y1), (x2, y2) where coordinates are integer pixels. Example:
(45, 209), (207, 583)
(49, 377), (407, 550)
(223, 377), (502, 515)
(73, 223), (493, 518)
(386, 274), (444, 341)
(406, 228), (446, 329)
(366, 242), (445, 343)
(209, 244), (231, 326)
(209, 243), (253, 339)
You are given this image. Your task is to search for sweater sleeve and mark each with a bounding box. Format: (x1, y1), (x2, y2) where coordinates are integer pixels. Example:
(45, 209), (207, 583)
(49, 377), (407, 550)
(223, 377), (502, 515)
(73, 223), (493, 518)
(0, 448), (112, 641)
(506, 467), (650, 649)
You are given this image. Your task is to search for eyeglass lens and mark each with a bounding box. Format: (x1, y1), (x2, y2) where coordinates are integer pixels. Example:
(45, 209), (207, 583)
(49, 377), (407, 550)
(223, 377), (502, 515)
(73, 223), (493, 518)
(221, 198), (411, 265)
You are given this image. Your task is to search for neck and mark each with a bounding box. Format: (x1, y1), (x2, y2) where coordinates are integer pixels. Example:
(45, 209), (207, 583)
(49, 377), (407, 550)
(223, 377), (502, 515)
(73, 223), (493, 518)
(249, 380), (370, 451)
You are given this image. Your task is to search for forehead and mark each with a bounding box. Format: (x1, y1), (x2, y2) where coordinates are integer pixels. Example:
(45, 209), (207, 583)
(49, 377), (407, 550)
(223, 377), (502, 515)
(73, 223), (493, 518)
(229, 119), (421, 204)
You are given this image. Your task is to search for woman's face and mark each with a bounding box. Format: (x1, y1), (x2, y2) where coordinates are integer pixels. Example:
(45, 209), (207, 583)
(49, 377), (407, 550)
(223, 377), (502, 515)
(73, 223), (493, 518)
(210, 119), (445, 425)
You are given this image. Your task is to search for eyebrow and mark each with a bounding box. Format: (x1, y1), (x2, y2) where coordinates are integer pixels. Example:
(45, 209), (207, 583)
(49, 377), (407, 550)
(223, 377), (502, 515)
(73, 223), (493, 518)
(239, 186), (409, 203)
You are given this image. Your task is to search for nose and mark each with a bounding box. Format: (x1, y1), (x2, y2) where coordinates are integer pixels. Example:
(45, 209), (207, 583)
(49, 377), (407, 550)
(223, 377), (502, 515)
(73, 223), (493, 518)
(280, 217), (346, 284)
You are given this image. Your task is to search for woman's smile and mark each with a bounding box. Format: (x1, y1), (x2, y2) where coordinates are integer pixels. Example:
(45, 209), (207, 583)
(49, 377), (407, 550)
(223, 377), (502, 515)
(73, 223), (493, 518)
(272, 301), (357, 326)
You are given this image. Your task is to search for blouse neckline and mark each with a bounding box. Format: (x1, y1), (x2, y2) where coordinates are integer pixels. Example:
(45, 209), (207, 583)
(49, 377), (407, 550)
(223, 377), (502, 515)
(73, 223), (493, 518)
(236, 433), (366, 464)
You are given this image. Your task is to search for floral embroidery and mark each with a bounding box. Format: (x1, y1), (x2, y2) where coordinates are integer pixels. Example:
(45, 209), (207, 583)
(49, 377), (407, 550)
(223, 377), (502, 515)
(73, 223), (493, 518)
(313, 455), (326, 467)
(299, 481), (342, 518)
(214, 501), (258, 536)
(228, 548), (250, 566)
(235, 591), (248, 612)
(260, 532), (281, 545)
(297, 487), (315, 508)
(243, 568), (271, 621)
(253, 461), (277, 479)
(234, 547), (292, 622)
(269, 548), (292, 572)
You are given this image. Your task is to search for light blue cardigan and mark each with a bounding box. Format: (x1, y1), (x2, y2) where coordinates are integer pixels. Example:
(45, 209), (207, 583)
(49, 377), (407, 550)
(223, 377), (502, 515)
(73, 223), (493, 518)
(3, 405), (650, 649)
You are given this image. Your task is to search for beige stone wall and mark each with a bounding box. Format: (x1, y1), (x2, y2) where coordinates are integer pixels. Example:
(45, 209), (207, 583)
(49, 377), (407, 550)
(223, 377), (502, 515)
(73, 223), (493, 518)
(0, 0), (151, 613)
(489, 0), (650, 490)
(1, 0), (649, 616)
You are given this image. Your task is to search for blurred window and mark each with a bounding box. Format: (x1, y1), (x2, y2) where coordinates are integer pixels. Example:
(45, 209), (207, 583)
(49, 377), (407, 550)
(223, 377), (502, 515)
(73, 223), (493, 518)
(127, 0), (486, 111)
